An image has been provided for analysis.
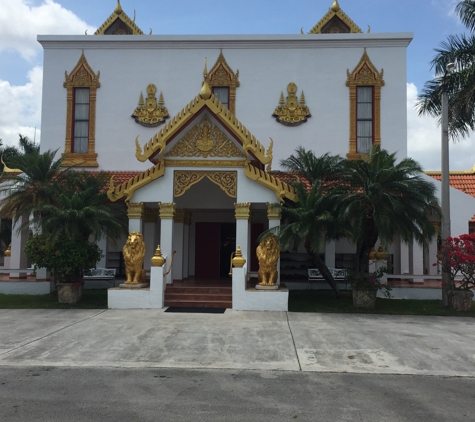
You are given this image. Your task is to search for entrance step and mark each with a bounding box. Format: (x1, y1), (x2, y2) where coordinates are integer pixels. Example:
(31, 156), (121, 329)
(164, 285), (232, 309)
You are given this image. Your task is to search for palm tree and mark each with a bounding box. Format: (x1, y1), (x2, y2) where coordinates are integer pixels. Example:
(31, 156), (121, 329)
(336, 147), (440, 276)
(417, 1), (475, 138)
(272, 148), (347, 295)
(0, 148), (66, 229)
(35, 170), (127, 244)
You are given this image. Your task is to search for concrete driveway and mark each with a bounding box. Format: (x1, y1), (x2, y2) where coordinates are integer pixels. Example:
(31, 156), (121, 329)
(0, 309), (474, 377)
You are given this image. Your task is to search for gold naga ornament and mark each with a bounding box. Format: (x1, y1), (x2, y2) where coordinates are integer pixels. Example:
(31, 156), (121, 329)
(131, 84), (169, 127)
(272, 82), (311, 126)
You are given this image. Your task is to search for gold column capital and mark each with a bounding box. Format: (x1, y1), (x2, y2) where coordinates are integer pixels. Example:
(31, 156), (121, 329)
(159, 202), (176, 219)
(127, 202), (144, 219)
(235, 202), (251, 220)
(174, 209), (186, 223)
(184, 210), (192, 226)
(266, 203), (281, 220)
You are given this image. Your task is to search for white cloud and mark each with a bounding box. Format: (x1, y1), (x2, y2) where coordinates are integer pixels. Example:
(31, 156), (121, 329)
(0, 0), (95, 60)
(407, 82), (475, 171)
(0, 66), (42, 147)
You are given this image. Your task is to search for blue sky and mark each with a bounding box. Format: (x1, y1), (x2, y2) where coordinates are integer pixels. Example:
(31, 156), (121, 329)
(0, 0), (471, 170)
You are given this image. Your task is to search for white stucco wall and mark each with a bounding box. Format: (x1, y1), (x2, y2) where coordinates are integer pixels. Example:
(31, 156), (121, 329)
(38, 33), (411, 171)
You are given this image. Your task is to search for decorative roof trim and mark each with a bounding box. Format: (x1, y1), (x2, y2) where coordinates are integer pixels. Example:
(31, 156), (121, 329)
(135, 89), (273, 168)
(94, 0), (144, 35)
(309, 0), (362, 34)
(244, 162), (297, 203)
(346, 48), (384, 87)
(107, 159), (165, 202)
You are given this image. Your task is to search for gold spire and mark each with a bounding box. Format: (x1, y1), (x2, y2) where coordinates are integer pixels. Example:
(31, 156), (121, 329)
(138, 92), (144, 106)
(331, 0), (340, 12)
(200, 58), (212, 100)
(279, 92), (285, 105)
(159, 92), (164, 105)
(300, 91), (306, 104)
(114, 0), (122, 15)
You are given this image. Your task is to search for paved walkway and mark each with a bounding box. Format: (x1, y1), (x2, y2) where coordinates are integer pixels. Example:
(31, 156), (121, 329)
(0, 309), (474, 377)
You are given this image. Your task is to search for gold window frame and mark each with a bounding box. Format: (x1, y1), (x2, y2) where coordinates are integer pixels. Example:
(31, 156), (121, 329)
(346, 49), (384, 160)
(205, 51), (240, 114)
(63, 51), (100, 167)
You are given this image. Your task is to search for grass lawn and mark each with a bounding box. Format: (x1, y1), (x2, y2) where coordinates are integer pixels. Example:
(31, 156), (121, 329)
(289, 290), (475, 316)
(0, 289), (474, 316)
(0, 289), (108, 309)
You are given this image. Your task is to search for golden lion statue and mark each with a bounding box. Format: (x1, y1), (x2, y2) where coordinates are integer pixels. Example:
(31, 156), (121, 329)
(123, 231), (146, 284)
(257, 234), (280, 286)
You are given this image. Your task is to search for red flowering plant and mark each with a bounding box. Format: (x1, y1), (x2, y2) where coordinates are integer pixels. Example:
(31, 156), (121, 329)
(439, 234), (475, 291)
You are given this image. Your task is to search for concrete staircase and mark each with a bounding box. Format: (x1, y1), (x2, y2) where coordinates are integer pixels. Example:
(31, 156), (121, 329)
(164, 284), (232, 308)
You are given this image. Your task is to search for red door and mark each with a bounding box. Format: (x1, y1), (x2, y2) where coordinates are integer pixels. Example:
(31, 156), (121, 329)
(195, 223), (220, 278)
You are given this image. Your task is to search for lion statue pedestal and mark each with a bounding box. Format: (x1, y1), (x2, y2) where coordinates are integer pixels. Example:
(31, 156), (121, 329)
(119, 232), (149, 289)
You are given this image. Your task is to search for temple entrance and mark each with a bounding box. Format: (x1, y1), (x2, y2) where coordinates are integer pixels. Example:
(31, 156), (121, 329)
(195, 222), (236, 279)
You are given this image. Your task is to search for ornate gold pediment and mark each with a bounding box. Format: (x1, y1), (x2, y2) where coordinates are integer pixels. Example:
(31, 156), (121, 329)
(346, 49), (385, 88)
(165, 115), (246, 159)
(174, 171), (237, 198)
(272, 82), (311, 126)
(309, 0), (362, 34)
(132, 84), (169, 127)
(94, 0), (144, 35)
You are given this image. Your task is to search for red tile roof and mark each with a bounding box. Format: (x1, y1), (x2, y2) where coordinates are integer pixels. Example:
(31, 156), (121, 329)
(427, 172), (475, 222)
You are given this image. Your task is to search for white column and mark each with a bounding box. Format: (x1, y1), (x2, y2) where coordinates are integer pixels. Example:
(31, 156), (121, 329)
(412, 240), (424, 283)
(235, 203), (251, 268)
(400, 241), (410, 274)
(150, 247), (166, 308)
(159, 202), (175, 285)
(127, 202), (144, 233)
(10, 214), (29, 279)
(428, 223), (439, 276)
(173, 209), (185, 282)
(183, 210), (191, 279)
(324, 239), (336, 268)
(267, 203), (281, 285)
(96, 235), (107, 268)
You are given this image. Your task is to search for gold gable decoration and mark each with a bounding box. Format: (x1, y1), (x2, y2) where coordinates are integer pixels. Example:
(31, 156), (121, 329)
(272, 82), (311, 126)
(131, 84), (169, 127)
(174, 171), (237, 198)
(94, 0), (144, 35)
(205, 50), (240, 114)
(63, 51), (100, 167)
(165, 115), (245, 159)
(135, 63), (273, 170)
(346, 49), (384, 160)
(309, 0), (362, 34)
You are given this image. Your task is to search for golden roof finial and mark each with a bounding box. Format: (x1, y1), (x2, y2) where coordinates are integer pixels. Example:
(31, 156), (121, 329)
(331, 0), (340, 12)
(279, 92), (285, 105)
(115, 0), (123, 15)
(159, 92), (164, 105)
(200, 58), (212, 100)
(138, 92), (144, 106)
(300, 91), (306, 104)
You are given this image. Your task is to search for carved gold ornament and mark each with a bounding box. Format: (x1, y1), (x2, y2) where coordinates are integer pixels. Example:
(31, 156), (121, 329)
(132, 84), (169, 127)
(165, 159), (245, 168)
(346, 49), (385, 160)
(308, 0), (362, 34)
(272, 83), (311, 126)
(158, 202), (176, 219)
(257, 234), (280, 286)
(123, 232), (147, 284)
(126, 202), (144, 219)
(94, 0), (144, 35)
(166, 115), (245, 159)
(63, 51), (100, 167)
(234, 203), (251, 220)
(151, 245), (166, 267)
(174, 171), (237, 198)
(266, 203), (281, 220)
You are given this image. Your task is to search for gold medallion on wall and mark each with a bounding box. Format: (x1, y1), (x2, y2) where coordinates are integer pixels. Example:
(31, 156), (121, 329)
(131, 84), (169, 127)
(272, 83), (311, 126)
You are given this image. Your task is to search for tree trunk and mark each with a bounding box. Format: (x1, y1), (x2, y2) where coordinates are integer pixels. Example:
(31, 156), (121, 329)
(305, 239), (340, 297)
